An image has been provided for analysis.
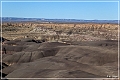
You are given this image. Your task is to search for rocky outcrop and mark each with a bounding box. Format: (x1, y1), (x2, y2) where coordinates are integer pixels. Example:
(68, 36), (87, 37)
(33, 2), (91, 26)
(2, 22), (118, 41)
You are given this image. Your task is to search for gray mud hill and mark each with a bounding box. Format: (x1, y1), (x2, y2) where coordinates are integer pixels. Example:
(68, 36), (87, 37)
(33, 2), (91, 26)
(1, 38), (119, 79)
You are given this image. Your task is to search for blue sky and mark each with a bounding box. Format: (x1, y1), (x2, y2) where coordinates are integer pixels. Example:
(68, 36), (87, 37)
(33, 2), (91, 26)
(1, 1), (119, 20)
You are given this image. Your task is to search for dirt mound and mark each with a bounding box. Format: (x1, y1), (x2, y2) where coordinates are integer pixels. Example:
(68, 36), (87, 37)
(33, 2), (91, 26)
(3, 57), (106, 78)
(1, 39), (118, 78)
(2, 39), (67, 65)
(38, 42), (69, 49)
(71, 40), (118, 47)
(56, 46), (117, 66)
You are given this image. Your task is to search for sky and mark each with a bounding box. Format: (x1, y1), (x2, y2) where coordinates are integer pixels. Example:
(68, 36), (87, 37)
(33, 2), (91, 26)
(1, 1), (119, 20)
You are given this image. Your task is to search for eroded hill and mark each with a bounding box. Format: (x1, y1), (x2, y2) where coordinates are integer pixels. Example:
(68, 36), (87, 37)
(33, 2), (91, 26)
(1, 22), (119, 79)
(2, 22), (118, 41)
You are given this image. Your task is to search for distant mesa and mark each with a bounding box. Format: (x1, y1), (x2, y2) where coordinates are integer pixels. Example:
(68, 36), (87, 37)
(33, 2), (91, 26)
(1, 17), (118, 24)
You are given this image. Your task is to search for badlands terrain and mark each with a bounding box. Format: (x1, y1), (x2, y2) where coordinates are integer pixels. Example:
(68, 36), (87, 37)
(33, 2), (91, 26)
(0, 21), (119, 79)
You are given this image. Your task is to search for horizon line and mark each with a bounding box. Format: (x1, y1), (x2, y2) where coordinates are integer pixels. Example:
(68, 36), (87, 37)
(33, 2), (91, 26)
(1, 17), (119, 20)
